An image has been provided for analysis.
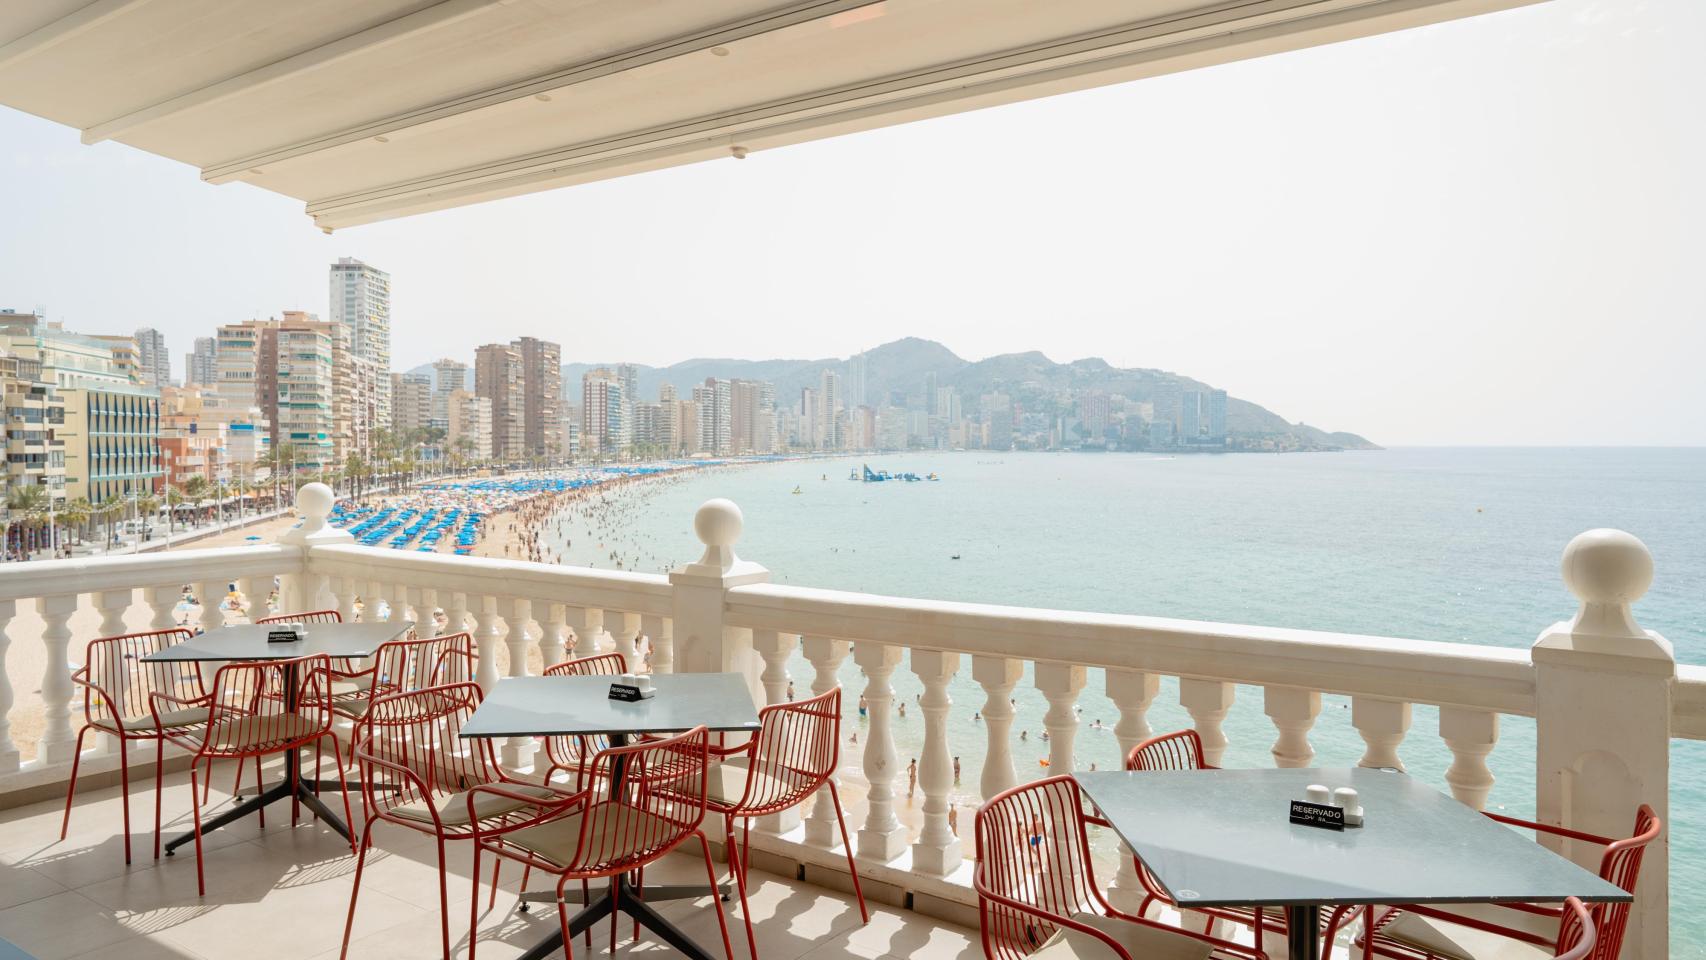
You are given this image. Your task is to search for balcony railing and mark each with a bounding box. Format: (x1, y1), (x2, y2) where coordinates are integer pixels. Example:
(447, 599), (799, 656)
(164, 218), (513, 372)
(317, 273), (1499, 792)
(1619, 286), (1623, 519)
(0, 485), (1694, 959)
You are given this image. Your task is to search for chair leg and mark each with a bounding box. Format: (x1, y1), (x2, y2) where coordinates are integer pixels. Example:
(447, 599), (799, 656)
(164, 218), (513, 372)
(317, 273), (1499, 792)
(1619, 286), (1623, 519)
(468, 844), (483, 960)
(254, 756), (267, 829)
(340, 821), (375, 960)
(609, 878), (619, 955)
(632, 866), (643, 943)
(327, 735), (356, 853)
(117, 735), (132, 864)
(487, 853), (503, 911)
(435, 837), (452, 960)
(58, 726), (91, 842)
(583, 880), (592, 949)
(232, 752), (244, 798)
(696, 831), (736, 960)
(728, 822), (758, 960)
(153, 738), (166, 860)
(190, 765), (206, 897)
(555, 876), (579, 960)
(828, 781), (869, 923)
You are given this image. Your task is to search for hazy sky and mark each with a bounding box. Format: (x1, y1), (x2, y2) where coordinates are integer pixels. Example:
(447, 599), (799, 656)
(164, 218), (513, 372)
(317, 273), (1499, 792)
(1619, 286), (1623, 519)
(1, 0), (1700, 447)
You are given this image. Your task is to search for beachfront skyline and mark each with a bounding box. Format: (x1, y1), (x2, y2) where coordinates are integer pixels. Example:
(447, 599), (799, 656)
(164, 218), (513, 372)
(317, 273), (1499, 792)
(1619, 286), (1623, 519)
(2, 0), (1702, 448)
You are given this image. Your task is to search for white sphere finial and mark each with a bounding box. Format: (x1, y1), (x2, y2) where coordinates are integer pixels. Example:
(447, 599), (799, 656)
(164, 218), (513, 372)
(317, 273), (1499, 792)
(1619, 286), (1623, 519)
(296, 481), (334, 532)
(693, 499), (743, 570)
(1561, 528), (1652, 606)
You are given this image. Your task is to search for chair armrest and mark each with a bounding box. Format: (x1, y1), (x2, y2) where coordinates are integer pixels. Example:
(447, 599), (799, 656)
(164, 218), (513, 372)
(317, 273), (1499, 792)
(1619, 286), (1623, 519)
(708, 737), (756, 758)
(1378, 903), (1556, 947)
(147, 690), (215, 731)
(355, 750), (440, 822)
(465, 783), (588, 842)
(1484, 811), (1615, 848)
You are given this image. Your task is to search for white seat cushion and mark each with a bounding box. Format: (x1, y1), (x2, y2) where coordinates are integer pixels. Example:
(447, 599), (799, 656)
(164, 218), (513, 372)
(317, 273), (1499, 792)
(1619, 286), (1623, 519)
(1379, 905), (1561, 960)
(121, 706), (210, 731)
(391, 783), (559, 827)
(1028, 912), (1214, 960)
(204, 713), (323, 750)
(502, 801), (681, 868)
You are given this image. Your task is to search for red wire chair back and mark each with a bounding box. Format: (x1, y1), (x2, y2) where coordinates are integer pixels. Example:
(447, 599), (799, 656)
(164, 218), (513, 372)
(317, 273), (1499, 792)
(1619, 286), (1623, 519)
(257, 609), (343, 625)
(1555, 897), (1596, 960)
(566, 726), (711, 877)
(77, 628), (200, 730)
(197, 654), (334, 760)
(1125, 729), (1211, 772)
(975, 775), (1104, 960)
(1584, 804), (1659, 960)
(354, 681), (500, 824)
(371, 631), (472, 697)
(540, 653), (630, 777)
(735, 687), (841, 816)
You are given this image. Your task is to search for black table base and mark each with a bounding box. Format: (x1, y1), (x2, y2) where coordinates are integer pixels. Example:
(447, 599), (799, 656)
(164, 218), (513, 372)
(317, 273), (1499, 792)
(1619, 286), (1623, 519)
(163, 750), (351, 855)
(1284, 905), (1319, 960)
(513, 875), (721, 960)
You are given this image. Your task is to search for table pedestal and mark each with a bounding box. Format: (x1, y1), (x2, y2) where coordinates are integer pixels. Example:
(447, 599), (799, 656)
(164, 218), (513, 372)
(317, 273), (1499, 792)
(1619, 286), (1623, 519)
(1284, 905), (1319, 960)
(163, 746), (351, 854)
(515, 876), (727, 960)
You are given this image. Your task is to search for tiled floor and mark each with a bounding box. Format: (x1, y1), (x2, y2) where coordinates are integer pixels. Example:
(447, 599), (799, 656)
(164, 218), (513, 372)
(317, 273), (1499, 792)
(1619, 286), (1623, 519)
(0, 761), (982, 960)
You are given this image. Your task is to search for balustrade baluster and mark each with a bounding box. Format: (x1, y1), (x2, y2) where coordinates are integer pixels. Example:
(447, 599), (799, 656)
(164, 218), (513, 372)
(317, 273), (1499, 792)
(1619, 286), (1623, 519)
(1352, 697), (1412, 770)
(239, 575), (268, 623)
(606, 610), (640, 672)
(1035, 662), (1085, 774)
(1439, 707), (1497, 809)
(368, 580), (388, 621)
(36, 594), (79, 764)
(801, 635), (850, 848)
(414, 587), (438, 637)
(911, 649), (961, 874)
(562, 607), (602, 661)
(645, 615), (673, 675)
(390, 583), (413, 631)
(1106, 669), (1160, 907)
(497, 597), (534, 768)
(145, 585), (178, 632)
(1179, 678), (1234, 767)
(973, 655), (1022, 801)
(854, 641), (906, 861)
(92, 590), (132, 752)
(332, 575), (358, 624)
(195, 579), (226, 634)
(536, 602), (566, 668)
(0, 599), (18, 773)
(444, 593), (471, 682)
(472, 596), (502, 693)
(752, 631), (800, 834)
(1264, 686), (1321, 768)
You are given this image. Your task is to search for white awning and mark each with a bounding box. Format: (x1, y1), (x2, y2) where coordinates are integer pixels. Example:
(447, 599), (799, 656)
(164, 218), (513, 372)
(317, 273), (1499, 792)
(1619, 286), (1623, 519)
(0, 0), (1539, 230)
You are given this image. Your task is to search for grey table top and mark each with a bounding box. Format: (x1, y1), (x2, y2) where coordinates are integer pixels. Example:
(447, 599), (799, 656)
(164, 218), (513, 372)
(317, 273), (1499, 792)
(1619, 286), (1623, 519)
(0, 936), (35, 960)
(1074, 767), (1630, 909)
(140, 621), (414, 662)
(460, 673), (761, 739)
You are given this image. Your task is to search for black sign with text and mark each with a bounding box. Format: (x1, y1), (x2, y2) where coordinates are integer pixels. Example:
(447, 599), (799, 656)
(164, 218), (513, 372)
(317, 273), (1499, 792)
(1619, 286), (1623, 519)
(266, 629), (300, 644)
(1289, 800), (1346, 831)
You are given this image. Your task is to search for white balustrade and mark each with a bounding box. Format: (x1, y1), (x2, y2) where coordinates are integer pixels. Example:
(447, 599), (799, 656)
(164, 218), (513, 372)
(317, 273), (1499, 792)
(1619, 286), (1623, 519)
(240, 575), (268, 622)
(196, 579), (226, 634)
(0, 600), (17, 773)
(751, 630), (799, 834)
(1179, 678), (1234, 767)
(606, 610), (640, 672)
(36, 594), (78, 764)
(1264, 685), (1321, 768)
(1352, 697), (1411, 770)
(800, 635), (850, 848)
(910, 649), (960, 874)
(563, 606), (602, 661)
(641, 613), (671, 674)
(1106, 668), (1160, 905)
(471, 596), (503, 693)
(853, 640), (906, 861)
(973, 655), (1022, 801)
(1036, 662), (1085, 775)
(333, 575), (359, 623)
(146, 584), (178, 632)
(1439, 706), (1497, 808)
(538, 601), (567, 668)
(497, 596), (534, 767)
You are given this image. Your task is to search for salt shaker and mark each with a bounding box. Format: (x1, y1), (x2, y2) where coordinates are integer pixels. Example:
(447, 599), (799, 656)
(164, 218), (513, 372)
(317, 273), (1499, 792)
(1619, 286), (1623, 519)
(1335, 787), (1363, 825)
(1305, 784), (1331, 805)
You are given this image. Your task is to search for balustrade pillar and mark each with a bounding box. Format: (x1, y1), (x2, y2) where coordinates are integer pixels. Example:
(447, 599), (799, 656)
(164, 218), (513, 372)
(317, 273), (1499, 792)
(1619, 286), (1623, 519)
(0, 600), (18, 773)
(1179, 678), (1234, 767)
(910, 649), (961, 874)
(606, 610), (640, 672)
(1533, 529), (1672, 959)
(1439, 707), (1497, 809)
(1035, 662), (1085, 775)
(1351, 697), (1411, 770)
(36, 594), (78, 764)
(801, 635), (851, 848)
(641, 614), (672, 674)
(853, 641), (906, 861)
(668, 500), (767, 705)
(537, 602), (567, 669)
(1264, 686), (1321, 768)
(1106, 669), (1160, 907)
(146, 585), (179, 632)
(973, 655), (1022, 801)
(497, 597), (534, 768)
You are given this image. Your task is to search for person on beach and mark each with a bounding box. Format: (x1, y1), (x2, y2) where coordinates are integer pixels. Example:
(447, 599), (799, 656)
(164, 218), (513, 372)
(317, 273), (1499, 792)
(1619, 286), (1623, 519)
(953, 756), (961, 785)
(907, 758), (917, 798)
(858, 695), (867, 719)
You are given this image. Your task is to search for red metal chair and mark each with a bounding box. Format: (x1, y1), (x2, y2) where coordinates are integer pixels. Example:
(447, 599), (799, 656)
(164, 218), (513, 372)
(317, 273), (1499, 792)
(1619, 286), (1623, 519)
(157, 653), (352, 895)
(61, 628), (203, 863)
(1338, 805), (1659, 960)
(697, 687), (867, 960)
(256, 609), (344, 626)
(340, 682), (570, 960)
(468, 725), (734, 960)
(539, 653), (629, 786)
(974, 775), (1263, 960)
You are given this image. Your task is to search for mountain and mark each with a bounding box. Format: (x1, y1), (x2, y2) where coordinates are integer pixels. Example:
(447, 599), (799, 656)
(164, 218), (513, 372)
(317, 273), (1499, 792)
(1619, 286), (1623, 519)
(410, 338), (1376, 449)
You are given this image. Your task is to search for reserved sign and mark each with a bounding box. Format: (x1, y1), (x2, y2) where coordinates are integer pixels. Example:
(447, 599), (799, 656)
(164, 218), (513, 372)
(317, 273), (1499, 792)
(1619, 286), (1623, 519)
(266, 629), (301, 644)
(1289, 800), (1345, 831)
(608, 682), (652, 702)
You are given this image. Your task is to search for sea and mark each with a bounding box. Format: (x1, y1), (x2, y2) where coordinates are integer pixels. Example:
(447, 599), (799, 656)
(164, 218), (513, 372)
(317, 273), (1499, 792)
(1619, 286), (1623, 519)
(546, 447), (1706, 943)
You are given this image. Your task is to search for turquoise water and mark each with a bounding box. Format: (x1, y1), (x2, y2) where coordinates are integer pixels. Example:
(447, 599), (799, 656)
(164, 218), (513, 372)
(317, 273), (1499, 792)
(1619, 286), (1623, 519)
(550, 448), (1705, 942)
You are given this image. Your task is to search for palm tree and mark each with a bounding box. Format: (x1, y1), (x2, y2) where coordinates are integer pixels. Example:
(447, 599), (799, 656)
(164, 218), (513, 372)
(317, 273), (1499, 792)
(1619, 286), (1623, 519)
(60, 497), (92, 546)
(5, 485), (49, 556)
(98, 494), (124, 548)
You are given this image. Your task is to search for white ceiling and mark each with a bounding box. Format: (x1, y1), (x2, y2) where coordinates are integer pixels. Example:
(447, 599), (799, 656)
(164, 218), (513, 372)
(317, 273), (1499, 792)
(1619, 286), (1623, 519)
(0, 0), (1543, 230)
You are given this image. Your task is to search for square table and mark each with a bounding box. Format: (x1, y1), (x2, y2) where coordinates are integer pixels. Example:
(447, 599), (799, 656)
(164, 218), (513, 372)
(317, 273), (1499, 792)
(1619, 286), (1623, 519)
(144, 620), (413, 851)
(1075, 767), (1630, 960)
(460, 672), (760, 960)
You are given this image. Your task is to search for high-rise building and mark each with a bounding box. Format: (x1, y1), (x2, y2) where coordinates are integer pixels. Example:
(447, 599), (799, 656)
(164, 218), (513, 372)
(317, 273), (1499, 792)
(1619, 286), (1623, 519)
(1207, 389), (1228, 443)
(430, 358), (467, 429)
(616, 363), (638, 449)
(513, 337), (562, 458)
(1180, 390), (1202, 441)
(817, 369), (842, 450)
(729, 379), (774, 455)
(88, 335), (141, 382)
(390, 373), (434, 434)
(328, 257), (391, 427)
(474, 344), (524, 459)
(847, 351), (868, 411)
(185, 336), (216, 387)
(581, 368), (623, 457)
(272, 316), (336, 472)
(134, 327), (170, 387)
(924, 371), (938, 414)
(446, 390), (493, 461)
(0, 353), (67, 507)
(798, 387), (818, 449)
(692, 379), (731, 455)
(657, 383), (680, 453)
